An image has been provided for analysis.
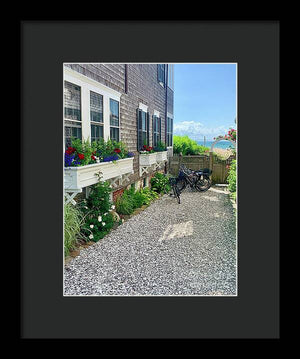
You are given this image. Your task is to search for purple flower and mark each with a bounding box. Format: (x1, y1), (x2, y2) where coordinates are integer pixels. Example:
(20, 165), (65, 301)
(127, 152), (134, 158)
(103, 155), (119, 162)
(65, 153), (75, 167)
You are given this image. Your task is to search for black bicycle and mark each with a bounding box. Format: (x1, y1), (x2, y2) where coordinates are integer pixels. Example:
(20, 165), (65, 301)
(168, 177), (181, 204)
(176, 164), (212, 193)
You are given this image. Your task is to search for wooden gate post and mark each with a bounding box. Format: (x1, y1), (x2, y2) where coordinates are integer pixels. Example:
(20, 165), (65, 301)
(178, 152), (183, 175)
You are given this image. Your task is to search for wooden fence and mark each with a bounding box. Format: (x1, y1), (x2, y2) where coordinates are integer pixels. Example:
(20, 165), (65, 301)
(168, 154), (236, 184)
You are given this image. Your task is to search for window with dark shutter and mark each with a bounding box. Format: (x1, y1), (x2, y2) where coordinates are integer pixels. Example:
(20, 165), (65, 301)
(167, 117), (173, 146)
(64, 81), (82, 148)
(152, 115), (161, 148)
(137, 109), (149, 150)
(110, 98), (120, 141)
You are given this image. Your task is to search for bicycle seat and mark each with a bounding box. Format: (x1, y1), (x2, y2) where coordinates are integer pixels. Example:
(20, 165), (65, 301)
(196, 168), (212, 175)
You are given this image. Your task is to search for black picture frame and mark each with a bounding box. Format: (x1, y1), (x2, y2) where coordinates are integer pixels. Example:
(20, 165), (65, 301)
(20, 20), (280, 339)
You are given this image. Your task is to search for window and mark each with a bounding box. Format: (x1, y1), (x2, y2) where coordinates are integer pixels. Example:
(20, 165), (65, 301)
(152, 115), (161, 148)
(166, 117), (173, 146)
(157, 64), (166, 86)
(110, 99), (119, 141)
(137, 109), (149, 150)
(90, 91), (104, 142)
(64, 67), (122, 148)
(64, 81), (82, 148)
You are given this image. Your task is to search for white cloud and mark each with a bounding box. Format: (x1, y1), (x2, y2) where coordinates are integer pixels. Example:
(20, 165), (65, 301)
(173, 121), (232, 141)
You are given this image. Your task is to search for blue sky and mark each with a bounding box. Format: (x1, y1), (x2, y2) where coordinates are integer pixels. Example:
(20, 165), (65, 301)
(173, 63), (237, 141)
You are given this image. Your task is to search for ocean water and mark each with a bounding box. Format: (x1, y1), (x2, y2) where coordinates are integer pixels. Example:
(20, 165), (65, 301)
(197, 140), (235, 149)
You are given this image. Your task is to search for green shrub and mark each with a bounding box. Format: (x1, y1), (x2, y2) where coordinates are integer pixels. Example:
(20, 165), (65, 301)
(132, 190), (145, 208)
(230, 191), (236, 202)
(115, 186), (159, 214)
(115, 189), (135, 215)
(154, 140), (167, 152)
(227, 160), (236, 193)
(139, 187), (159, 205)
(79, 181), (115, 242)
(227, 159), (237, 202)
(173, 135), (209, 156)
(64, 203), (84, 256)
(150, 172), (171, 194)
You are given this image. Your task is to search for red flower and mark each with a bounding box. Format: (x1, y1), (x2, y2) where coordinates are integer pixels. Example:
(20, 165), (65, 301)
(78, 153), (85, 160)
(91, 155), (96, 160)
(114, 148), (121, 154)
(66, 146), (76, 155)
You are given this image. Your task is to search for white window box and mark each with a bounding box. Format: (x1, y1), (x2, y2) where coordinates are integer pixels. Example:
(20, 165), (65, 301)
(156, 151), (168, 162)
(139, 152), (157, 166)
(64, 157), (134, 192)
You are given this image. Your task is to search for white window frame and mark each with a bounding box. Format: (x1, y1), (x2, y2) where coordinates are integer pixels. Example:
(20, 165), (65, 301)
(64, 67), (121, 143)
(64, 80), (82, 148)
(90, 91), (104, 142)
(109, 98), (120, 142)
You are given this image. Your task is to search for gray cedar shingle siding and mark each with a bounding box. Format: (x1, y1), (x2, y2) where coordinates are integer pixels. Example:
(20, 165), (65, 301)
(64, 63), (173, 183)
(167, 87), (174, 115)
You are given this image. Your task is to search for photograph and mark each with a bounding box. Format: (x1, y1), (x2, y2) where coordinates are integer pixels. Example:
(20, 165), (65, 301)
(63, 63), (237, 296)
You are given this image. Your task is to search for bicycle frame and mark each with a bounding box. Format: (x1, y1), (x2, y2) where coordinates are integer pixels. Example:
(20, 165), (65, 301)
(177, 164), (212, 193)
(178, 167), (198, 189)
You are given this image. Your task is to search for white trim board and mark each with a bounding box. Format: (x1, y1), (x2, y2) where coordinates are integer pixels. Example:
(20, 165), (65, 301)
(64, 67), (122, 142)
(139, 103), (148, 113)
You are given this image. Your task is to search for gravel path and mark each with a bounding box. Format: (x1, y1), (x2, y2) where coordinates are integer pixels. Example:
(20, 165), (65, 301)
(64, 186), (237, 296)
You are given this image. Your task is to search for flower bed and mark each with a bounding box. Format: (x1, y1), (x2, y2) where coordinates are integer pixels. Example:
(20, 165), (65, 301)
(65, 138), (134, 168)
(64, 157), (134, 191)
(139, 152), (157, 166)
(64, 138), (134, 192)
(156, 151), (168, 161)
(139, 142), (167, 165)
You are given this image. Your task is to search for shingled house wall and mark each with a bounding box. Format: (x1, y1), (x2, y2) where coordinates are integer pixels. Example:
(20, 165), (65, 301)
(64, 63), (173, 194)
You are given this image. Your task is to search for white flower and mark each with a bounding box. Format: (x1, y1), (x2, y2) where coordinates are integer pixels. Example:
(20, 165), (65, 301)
(84, 206), (88, 209)
(90, 224), (94, 229)
(98, 216), (102, 222)
(89, 234), (94, 239)
(102, 222), (106, 226)
(111, 205), (115, 210)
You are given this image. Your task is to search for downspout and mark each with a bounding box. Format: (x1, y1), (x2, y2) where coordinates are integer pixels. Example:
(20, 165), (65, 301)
(165, 64), (168, 145)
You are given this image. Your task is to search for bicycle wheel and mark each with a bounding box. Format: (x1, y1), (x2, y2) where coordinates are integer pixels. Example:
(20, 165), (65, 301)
(195, 175), (211, 192)
(173, 185), (181, 204)
(176, 178), (186, 192)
